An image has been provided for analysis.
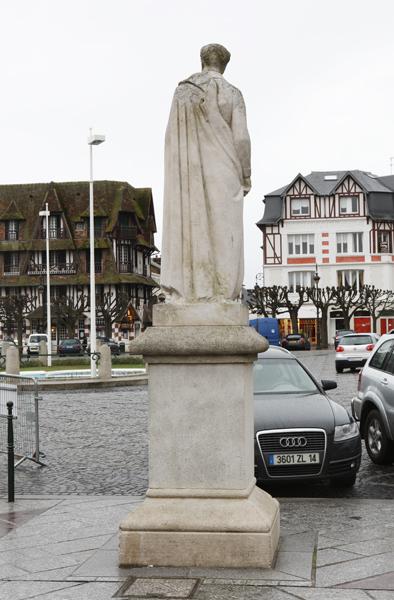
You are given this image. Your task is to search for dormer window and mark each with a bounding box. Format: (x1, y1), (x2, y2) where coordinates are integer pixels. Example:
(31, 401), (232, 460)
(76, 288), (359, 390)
(5, 220), (19, 240)
(339, 196), (359, 215)
(291, 198), (310, 217)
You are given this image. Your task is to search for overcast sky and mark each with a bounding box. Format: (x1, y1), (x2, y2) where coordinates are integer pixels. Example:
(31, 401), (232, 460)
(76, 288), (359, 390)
(1, 0), (394, 286)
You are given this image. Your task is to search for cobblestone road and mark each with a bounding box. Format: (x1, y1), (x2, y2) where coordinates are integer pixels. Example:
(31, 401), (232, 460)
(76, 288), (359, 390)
(0, 349), (393, 499)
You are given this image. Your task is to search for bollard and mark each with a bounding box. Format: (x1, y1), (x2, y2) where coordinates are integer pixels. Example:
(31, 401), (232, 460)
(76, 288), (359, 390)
(39, 340), (48, 367)
(6, 346), (20, 375)
(98, 344), (112, 380)
(7, 401), (15, 503)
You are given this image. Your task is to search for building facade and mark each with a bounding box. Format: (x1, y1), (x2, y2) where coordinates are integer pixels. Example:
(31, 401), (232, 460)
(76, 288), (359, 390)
(257, 170), (394, 341)
(0, 180), (157, 346)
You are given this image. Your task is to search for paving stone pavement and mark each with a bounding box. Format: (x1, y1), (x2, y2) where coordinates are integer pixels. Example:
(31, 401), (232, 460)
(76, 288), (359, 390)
(1, 495), (394, 599)
(0, 350), (392, 499)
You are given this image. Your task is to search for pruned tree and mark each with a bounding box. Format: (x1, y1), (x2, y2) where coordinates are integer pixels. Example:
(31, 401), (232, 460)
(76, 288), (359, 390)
(332, 286), (364, 330)
(0, 293), (37, 354)
(306, 286), (337, 349)
(281, 286), (307, 334)
(96, 291), (131, 338)
(360, 285), (394, 333)
(247, 285), (287, 318)
(52, 293), (88, 339)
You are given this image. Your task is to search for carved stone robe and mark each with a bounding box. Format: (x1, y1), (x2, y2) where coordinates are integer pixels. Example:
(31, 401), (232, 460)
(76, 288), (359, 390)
(160, 70), (251, 303)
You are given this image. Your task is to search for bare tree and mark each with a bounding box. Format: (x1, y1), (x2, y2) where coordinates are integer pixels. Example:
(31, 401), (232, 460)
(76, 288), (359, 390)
(306, 286), (337, 349)
(360, 285), (394, 333)
(247, 285), (287, 318)
(0, 293), (37, 354)
(332, 286), (364, 330)
(96, 291), (131, 338)
(52, 294), (88, 339)
(281, 286), (307, 334)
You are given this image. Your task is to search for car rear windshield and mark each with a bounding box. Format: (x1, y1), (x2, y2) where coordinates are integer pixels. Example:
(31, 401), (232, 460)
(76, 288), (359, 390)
(63, 340), (78, 345)
(340, 335), (372, 346)
(253, 358), (318, 394)
(286, 335), (302, 340)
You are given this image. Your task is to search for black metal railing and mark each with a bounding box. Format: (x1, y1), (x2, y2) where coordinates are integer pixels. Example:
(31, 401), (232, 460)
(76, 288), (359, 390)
(27, 262), (77, 275)
(39, 228), (66, 239)
(95, 261), (102, 273)
(118, 262), (133, 273)
(4, 266), (20, 276)
(5, 230), (18, 241)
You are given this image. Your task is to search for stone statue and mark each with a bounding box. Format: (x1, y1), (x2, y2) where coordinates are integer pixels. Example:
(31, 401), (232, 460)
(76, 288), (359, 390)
(160, 43), (251, 304)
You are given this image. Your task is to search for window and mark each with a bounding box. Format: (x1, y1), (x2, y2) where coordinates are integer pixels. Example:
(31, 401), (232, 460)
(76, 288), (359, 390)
(337, 270), (364, 289)
(291, 198), (310, 217)
(6, 220), (19, 240)
(377, 231), (392, 253)
(339, 196), (359, 214)
(369, 340), (394, 371)
(253, 358), (318, 394)
(4, 253), (19, 275)
(288, 271), (313, 290)
(336, 232), (363, 254)
(288, 234), (314, 256)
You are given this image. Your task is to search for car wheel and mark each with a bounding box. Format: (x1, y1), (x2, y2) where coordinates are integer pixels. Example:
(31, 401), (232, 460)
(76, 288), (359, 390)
(364, 409), (394, 465)
(350, 367), (356, 372)
(330, 473), (357, 488)
(336, 366), (343, 373)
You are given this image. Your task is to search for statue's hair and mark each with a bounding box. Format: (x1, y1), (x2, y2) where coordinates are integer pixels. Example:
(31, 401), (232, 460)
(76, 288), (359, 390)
(200, 43), (231, 68)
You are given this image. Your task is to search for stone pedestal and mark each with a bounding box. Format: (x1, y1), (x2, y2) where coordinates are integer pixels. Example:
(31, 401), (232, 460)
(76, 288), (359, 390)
(6, 346), (20, 375)
(39, 341), (48, 367)
(98, 344), (112, 380)
(119, 303), (280, 568)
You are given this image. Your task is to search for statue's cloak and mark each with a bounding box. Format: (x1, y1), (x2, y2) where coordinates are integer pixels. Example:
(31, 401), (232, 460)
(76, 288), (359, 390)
(160, 71), (251, 302)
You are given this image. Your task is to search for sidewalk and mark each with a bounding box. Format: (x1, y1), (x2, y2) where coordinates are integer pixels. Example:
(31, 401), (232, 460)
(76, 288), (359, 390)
(1, 495), (393, 599)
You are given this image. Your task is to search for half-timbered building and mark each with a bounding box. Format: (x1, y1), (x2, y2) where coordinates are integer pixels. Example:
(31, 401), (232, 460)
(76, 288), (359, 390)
(0, 180), (157, 347)
(257, 170), (394, 341)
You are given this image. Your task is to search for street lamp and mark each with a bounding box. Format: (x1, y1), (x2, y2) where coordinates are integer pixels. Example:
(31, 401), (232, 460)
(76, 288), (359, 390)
(313, 264), (321, 350)
(38, 202), (52, 367)
(88, 129), (105, 377)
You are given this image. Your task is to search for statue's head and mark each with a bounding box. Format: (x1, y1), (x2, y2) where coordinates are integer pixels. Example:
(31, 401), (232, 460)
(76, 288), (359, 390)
(200, 43), (231, 74)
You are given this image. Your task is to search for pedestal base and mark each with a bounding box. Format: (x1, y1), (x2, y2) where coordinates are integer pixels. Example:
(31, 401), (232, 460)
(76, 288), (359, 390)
(119, 486), (279, 568)
(119, 306), (279, 568)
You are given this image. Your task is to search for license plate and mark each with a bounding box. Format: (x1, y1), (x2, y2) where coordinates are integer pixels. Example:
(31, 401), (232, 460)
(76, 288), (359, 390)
(268, 453), (320, 466)
(348, 357), (361, 362)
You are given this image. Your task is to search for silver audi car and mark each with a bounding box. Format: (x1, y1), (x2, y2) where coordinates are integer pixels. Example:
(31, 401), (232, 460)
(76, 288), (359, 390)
(254, 347), (361, 487)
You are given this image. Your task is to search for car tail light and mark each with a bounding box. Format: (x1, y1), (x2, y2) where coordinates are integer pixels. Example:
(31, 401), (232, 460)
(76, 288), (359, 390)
(366, 344), (375, 351)
(357, 370), (362, 392)
(336, 345), (344, 352)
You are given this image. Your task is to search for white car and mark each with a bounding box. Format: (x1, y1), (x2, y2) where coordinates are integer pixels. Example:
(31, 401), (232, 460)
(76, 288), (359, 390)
(335, 333), (380, 373)
(27, 333), (49, 356)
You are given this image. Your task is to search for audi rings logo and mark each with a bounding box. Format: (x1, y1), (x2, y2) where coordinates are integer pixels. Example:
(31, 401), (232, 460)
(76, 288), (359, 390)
(279, 436), (307, 448)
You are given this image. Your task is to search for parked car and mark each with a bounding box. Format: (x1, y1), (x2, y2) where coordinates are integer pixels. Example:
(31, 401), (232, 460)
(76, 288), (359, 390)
(281, 333), (311, 351)
(88, 336), (120, 355)
(334, 329), (354, 349)
(351, 334), (394, 464)
(26, 333), (49, 356)
(335, 333), (380, 373)
(254, 347), (361, 487)
(58, 338), (83, 356)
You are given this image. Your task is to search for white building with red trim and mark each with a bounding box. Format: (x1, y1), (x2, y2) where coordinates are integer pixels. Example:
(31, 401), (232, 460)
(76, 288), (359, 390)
(257, 170), (394, 342)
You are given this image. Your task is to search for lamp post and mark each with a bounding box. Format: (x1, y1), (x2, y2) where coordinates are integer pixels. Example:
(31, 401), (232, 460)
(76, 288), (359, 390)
(88, 129), (105, 377)
(38, 202), (51, 367)
(313, 264), (321, 350)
